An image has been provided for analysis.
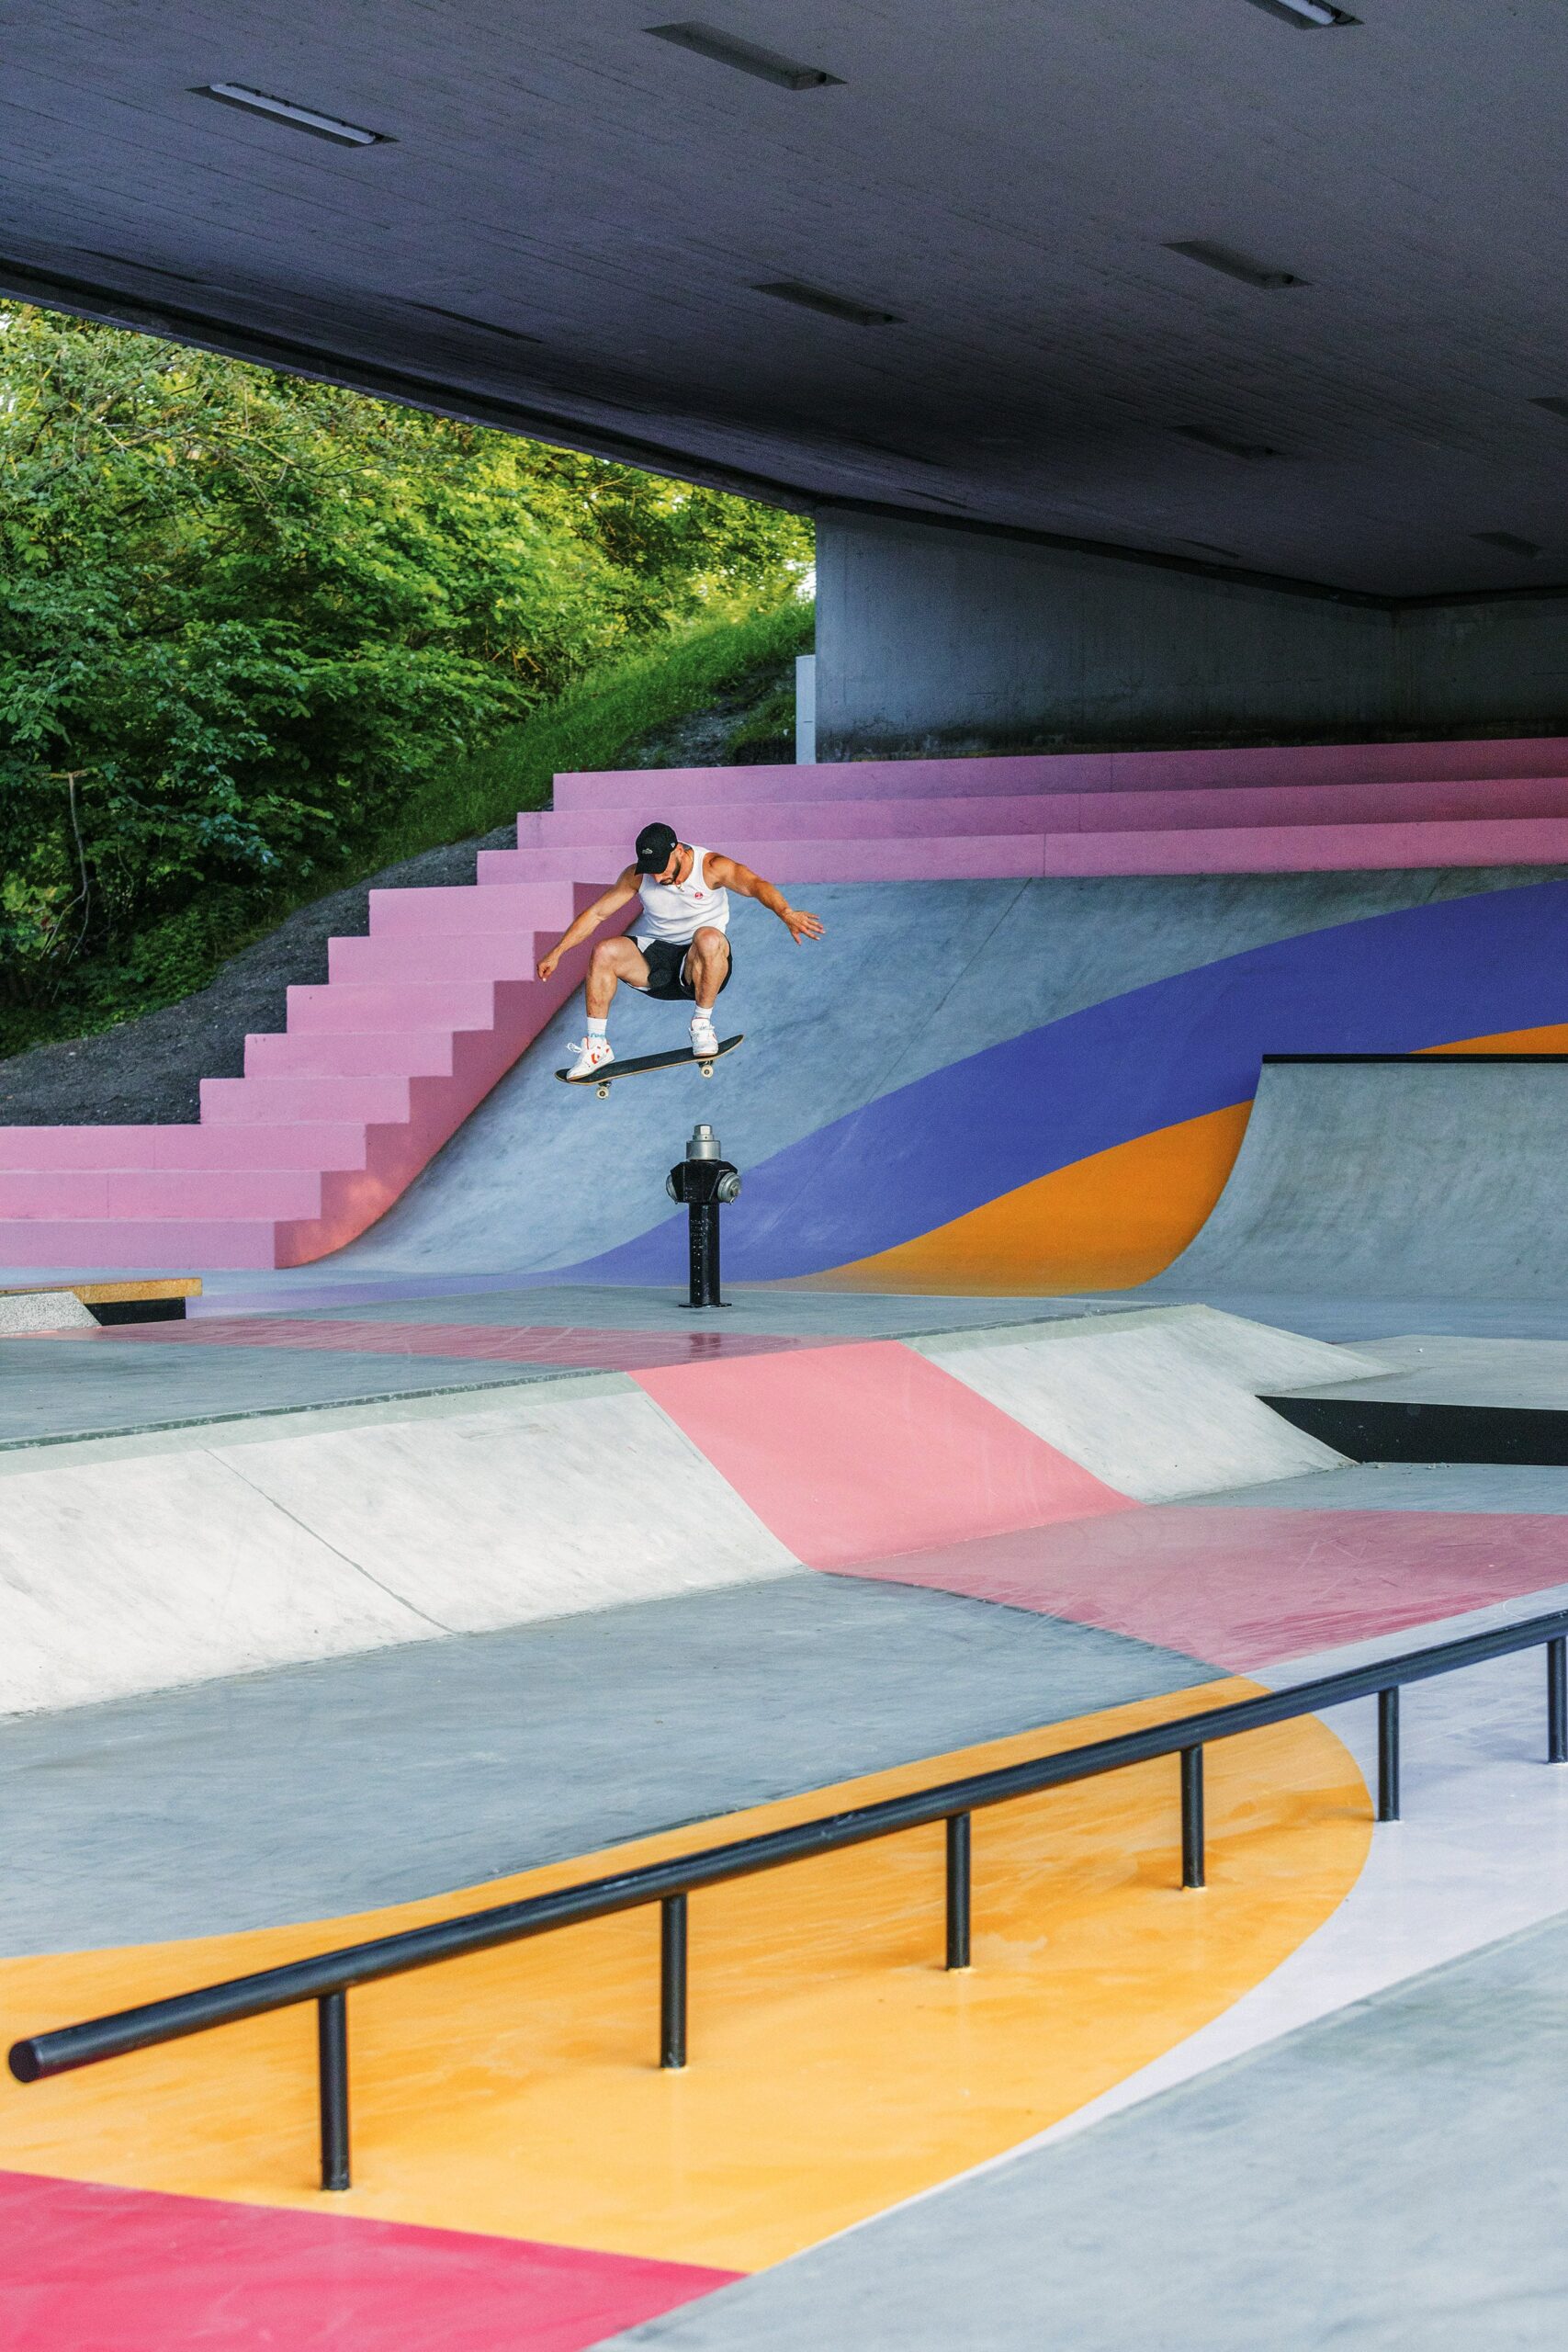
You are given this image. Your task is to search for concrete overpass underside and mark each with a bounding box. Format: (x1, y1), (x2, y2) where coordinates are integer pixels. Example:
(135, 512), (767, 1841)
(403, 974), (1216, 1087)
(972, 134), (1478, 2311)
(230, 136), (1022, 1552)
(6, 3), (1568, 748)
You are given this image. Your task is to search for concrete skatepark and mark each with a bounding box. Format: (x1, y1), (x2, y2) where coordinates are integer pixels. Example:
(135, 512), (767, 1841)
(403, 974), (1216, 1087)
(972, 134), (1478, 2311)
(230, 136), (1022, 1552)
(8, 5), (1568, 2347)
(7, 739), (1568, 2348)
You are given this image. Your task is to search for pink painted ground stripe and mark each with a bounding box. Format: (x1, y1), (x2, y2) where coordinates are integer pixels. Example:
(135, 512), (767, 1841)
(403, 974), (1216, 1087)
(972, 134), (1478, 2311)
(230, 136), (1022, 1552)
(836, 1506), (1568, 1670)
(633, 1341), (1136, 1569)
(0, 2168), (736, 2352)
(73, 1317), (845, 1372)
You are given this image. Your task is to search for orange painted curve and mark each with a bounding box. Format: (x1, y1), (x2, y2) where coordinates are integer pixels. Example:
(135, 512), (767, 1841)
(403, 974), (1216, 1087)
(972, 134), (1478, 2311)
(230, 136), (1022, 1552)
(807, 1104), (1253, 1295)
(807, 1019), (1568, 1298)
(1422, 1022), (1568, 1053)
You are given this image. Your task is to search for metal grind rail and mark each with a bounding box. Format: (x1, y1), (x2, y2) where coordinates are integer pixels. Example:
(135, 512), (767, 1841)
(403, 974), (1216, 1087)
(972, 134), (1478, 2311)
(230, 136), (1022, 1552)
(12, 1608), (1568, 2191)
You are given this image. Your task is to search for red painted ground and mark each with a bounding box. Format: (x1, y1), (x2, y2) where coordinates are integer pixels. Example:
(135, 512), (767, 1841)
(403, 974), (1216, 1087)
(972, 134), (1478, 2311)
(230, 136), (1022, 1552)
(0, 2169), (737, 2352)
(836, 1506), (1568, 1668)
(73, 1318), (838, 1371)
(635, 1340), (1136, 1568)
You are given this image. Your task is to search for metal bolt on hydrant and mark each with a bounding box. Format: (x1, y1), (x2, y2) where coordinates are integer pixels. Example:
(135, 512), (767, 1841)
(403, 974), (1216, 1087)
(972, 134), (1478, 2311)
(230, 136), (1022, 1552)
(666, 1123), (741, 1308)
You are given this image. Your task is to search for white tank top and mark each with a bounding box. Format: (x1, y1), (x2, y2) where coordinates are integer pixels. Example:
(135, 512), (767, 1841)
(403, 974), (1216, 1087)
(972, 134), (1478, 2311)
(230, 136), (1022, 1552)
(635, 846), (730, 947)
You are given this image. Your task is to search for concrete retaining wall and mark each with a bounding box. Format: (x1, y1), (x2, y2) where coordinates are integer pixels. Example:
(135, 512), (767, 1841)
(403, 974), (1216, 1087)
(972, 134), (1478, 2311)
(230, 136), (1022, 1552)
(817, 510), (1568, 755)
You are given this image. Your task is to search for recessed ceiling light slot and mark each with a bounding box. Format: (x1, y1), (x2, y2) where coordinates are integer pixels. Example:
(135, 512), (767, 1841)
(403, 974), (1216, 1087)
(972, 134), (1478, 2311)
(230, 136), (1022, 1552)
(192, 83), (390, 147)
(752, 280), (902, 326)
(1472, 531), (1541, 559)
(1174, 425), (1285, 461)
(410, 303), (543, 344)
(1244, 1), (1359, 28)
(1530, 398), (1568, 422)
(647, 23), (841, 90)
(1167, 240), (1308, 291)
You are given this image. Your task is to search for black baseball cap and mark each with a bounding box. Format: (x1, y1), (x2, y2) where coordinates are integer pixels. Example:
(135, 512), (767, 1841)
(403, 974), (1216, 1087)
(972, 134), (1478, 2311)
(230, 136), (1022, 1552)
(635, 821), (679, 873)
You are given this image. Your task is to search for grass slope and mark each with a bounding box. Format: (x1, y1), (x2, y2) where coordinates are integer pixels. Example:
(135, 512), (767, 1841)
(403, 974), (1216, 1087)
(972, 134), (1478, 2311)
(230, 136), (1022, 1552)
(1, 600), (812, 1069)
(372, 599), (811, 867)
(0, 600), (812, 1122)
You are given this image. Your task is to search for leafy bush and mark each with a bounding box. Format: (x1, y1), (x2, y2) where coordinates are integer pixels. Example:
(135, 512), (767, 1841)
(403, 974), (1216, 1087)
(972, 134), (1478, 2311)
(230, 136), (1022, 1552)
(0, 305), (810, 1031)
(0, 600), (812, 1056)
(378, 597), (813, 865)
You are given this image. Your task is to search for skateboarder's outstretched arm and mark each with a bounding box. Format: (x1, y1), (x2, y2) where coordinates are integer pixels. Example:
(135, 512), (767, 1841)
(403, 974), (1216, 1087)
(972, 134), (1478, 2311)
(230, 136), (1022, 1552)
(536, 868), (639, 983)
(705, 855), (824, 944)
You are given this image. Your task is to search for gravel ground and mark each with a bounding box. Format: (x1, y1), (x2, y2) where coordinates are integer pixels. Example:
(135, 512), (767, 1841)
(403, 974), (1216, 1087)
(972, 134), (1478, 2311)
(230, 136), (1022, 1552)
(0, 665), (795, 1128)
(0, 829), (519, 1127)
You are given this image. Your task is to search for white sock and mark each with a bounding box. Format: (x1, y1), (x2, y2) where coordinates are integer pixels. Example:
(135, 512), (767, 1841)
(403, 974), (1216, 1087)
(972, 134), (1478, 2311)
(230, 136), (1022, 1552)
(587, 1016), (608, 1039)
(692, 1005), (716, 1024)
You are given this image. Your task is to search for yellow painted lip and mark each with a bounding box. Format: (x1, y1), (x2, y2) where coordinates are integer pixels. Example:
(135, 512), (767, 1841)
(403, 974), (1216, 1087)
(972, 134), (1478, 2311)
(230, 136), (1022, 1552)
(1, 1681), (1371, 2274)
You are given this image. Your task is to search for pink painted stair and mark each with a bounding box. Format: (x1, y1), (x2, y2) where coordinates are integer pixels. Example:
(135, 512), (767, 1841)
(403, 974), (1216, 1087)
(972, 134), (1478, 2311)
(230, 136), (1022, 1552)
(0, 879), (628, 1271)
(4, 737), (1568, 1272)
(552, 736), (1568, 808)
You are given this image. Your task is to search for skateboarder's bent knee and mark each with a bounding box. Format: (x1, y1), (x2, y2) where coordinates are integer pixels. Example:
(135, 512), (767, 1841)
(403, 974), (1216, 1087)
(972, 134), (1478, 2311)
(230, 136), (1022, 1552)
(541, 822), (822, 1082)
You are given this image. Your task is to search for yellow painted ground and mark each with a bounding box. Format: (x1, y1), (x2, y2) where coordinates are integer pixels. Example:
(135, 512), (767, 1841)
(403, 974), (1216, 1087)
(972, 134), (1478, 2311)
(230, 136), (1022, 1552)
(1, 1681), (1370, 2273)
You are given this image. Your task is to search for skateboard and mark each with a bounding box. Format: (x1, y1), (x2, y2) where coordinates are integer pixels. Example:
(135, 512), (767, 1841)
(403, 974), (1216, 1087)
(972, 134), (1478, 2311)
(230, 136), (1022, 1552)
(557, 1033), (743, 1099)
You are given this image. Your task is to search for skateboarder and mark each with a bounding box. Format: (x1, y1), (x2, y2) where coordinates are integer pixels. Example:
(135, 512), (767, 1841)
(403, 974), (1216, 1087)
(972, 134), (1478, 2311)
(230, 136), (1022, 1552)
(537, 821), (824, 1079)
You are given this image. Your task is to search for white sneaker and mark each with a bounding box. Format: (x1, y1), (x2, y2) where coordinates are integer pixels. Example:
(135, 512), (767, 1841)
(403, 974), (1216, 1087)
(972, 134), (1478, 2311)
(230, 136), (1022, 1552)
(690, 1014), (719, 1057)
(567, 1035), (615, 1079)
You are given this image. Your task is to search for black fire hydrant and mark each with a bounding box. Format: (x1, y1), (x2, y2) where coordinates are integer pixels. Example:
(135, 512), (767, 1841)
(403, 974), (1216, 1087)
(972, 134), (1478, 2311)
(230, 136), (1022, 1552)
(666, 1124), (742, 1308)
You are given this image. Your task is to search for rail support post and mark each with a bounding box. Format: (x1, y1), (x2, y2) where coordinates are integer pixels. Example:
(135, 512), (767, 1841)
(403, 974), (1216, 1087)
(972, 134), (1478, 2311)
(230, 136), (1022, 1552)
(1378, 1687), (1401, 1821)
(1180, 1746), (1205, 1889)
(317, 1990), (350, 2191)
(945, 1813), (972, 1971)
(1549, 1637), (1567, 1765)
(660, 1894), (688, 2070)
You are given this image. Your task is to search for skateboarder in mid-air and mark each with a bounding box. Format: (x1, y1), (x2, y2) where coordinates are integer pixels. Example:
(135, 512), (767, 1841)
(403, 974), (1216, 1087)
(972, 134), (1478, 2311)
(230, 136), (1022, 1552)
(537, 821), (825, 1080)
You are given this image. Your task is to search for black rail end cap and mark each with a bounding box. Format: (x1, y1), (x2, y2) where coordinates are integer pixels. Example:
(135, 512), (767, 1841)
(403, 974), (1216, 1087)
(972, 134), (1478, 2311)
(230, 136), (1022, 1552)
(8, 2041), (43, 2084)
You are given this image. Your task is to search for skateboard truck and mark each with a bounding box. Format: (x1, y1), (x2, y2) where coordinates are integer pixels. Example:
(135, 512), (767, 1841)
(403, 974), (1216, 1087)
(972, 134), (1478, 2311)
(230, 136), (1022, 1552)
(666, 1123), (741, 1309)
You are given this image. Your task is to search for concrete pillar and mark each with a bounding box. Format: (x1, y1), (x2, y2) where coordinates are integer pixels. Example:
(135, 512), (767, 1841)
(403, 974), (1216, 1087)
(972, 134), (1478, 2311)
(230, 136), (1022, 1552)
(814, 508), (1568, 757)
(794, 652), (817, 763)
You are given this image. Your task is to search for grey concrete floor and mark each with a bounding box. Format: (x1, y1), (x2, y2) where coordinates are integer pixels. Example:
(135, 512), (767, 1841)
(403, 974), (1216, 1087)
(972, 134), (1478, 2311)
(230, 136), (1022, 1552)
(0, 1292), (1134, 1447)
(611, 1907), (1568, 2352)
(1180, 1461), (1568, 1512)
(0, 1334), (565, 1448)
(1144, 1287), (1568, 1344)
(1277, 1335), (1568, 1410)
(199, 1279), (1128, 1336)
(0, 1573), (1213, 1955)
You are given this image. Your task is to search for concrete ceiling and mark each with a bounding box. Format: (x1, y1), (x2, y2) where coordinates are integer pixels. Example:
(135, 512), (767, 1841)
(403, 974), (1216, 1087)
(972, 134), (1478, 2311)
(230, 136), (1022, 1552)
(3, 1), (1565, 599)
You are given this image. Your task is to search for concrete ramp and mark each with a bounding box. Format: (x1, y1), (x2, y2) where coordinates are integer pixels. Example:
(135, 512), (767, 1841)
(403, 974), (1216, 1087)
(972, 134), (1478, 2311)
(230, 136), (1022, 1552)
(913, 1306), (1375, 1501)
(1158, 1057), (1568, 1303)
(0, 1382), (797, 1714)
(244, 867), (1568, 1296)
(0, 1303), (1372, 1714)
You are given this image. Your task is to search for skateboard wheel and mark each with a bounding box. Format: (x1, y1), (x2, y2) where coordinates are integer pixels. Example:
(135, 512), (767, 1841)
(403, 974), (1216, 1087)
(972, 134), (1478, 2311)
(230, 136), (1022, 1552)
(596, 1081), (610, 1099)
(700, 1061), (714, 1077)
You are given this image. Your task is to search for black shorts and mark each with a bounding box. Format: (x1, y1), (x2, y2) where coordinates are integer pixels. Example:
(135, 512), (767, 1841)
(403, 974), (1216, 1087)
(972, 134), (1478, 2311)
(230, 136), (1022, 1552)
(637, 934), (733, 1002)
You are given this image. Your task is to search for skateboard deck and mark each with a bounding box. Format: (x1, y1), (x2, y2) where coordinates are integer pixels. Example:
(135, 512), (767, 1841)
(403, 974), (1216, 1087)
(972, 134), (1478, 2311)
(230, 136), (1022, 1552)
(557, 1033), (743, 1097)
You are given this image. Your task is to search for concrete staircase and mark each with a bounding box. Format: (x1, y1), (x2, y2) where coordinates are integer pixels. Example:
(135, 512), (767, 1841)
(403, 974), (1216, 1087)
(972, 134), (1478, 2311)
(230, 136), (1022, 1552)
(4, 736), (1568, 1272)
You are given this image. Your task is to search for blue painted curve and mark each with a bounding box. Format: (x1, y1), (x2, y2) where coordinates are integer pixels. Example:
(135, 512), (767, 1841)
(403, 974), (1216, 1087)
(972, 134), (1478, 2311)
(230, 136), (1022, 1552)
(548, 877), (1568, 1283)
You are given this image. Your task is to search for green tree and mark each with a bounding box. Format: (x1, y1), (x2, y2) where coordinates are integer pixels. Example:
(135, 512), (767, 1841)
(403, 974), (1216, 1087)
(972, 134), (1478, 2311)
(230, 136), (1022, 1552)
(0, 306), (809, 1030)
